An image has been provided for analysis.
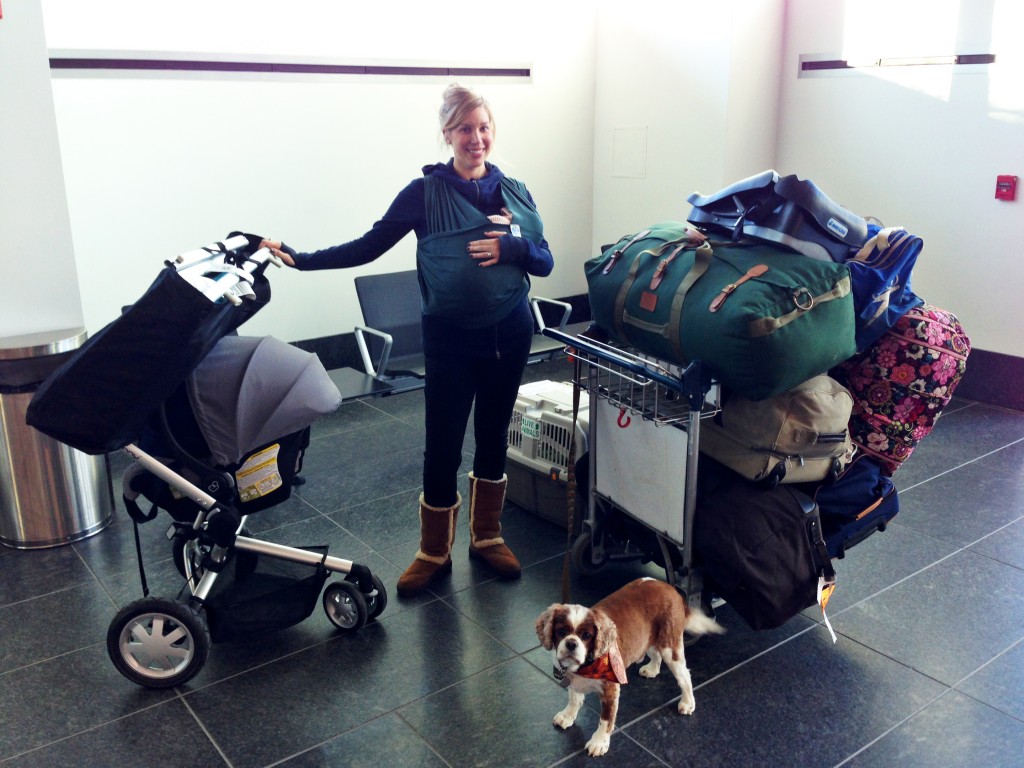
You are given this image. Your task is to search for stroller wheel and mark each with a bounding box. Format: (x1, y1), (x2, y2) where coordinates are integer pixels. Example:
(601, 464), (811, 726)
(347, 572), (388, 621)
(107, 597), (210, 688)
(571, 530), (607, 576)
(323, 580), (368, 631)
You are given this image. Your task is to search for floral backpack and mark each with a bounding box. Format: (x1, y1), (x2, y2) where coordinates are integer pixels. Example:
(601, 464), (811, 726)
(831, 303), (971, 475)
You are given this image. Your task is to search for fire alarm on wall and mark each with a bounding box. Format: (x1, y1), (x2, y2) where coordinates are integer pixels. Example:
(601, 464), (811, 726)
(995, 175), (1017, 201)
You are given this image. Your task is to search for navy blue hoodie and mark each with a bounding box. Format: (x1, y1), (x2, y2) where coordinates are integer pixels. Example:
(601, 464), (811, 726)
(291, 161), (553, 278)
(291, 161), (554, 358)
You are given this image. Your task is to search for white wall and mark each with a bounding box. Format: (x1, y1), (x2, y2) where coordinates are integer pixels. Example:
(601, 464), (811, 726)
(776, 0), (1024, 357)
(0, 0), (83, 338)
(24, 0), (1024, 361)
(41, 0), (597, 343)
(591, 0), (784, 250)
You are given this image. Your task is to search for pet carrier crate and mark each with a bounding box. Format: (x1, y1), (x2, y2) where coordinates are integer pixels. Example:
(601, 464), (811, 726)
(506, 380), (589, 527)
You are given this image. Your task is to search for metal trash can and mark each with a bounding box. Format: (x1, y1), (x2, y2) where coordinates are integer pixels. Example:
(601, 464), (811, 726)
(0, 329), (113, 549)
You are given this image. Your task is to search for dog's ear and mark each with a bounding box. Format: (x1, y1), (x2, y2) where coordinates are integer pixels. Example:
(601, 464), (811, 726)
(591, 608), (619, 660)
(535, 605), (559, 650)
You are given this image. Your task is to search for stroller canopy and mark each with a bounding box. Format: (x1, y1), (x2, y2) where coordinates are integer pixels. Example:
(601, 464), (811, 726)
(186, 335), (342, 466)
(26, 260), (271, 455)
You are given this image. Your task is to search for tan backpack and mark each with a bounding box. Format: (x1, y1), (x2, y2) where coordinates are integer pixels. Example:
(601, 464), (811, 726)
(699, 374), (855, 486)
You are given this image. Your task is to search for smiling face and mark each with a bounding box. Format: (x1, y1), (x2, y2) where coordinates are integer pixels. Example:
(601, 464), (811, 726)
(445, 105), (493, 180)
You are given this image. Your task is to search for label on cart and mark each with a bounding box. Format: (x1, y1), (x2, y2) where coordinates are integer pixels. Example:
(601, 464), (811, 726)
(235, 443), (284, 502)
(521, 416), (541, 439)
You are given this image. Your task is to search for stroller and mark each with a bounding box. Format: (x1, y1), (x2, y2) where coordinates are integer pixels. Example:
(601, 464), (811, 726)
(27, 234), (386, 688)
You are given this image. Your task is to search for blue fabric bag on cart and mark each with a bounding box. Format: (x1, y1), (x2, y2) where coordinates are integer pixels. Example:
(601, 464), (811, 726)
(687, 171), (869, 263)
(845, 224), (925, 351)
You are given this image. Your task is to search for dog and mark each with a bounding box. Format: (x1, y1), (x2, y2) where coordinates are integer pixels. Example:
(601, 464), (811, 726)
(535, 577), (723, 757)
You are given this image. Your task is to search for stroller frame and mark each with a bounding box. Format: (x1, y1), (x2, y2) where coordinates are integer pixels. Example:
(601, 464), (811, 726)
(56, 235), (389, 689)
(112, 436), (386, 689)
(122, 440), (374, 600)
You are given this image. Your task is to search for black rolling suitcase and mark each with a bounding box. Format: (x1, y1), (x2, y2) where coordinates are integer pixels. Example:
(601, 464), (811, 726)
(693, 459), (836, 631)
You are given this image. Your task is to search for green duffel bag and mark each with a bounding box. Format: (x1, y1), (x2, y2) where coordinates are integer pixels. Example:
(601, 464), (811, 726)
(585, 221), (857, 400)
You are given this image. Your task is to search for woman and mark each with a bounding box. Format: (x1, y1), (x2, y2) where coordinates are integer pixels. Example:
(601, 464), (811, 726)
(263, 84), (554, 596)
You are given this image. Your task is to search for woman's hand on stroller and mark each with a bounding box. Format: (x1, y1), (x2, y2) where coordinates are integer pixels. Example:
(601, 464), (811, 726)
(259, 238), (297, 267)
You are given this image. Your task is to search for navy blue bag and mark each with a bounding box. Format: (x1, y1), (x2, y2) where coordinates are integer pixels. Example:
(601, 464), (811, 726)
(688, 172), (922, 352)
(27, 237), (271, 455)
(846, 224), (924, 351)
(811, 454), (899, 558)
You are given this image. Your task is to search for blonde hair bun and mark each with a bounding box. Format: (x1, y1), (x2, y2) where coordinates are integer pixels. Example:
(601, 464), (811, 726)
(439, 83), (494, 137)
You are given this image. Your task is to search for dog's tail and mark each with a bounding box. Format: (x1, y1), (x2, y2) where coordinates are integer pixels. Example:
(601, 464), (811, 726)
(685, 608), (725, 637)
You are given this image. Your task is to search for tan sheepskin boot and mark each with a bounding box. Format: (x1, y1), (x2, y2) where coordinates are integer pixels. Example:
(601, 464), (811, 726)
(467, 472), (521, 579)
(397, 493), (460, 597)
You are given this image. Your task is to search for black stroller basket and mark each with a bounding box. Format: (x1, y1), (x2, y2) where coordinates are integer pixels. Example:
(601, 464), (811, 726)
(27, 234), (387, 689)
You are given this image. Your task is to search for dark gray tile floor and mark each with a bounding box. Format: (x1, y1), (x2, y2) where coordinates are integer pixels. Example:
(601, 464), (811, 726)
(2, 354), (1023, 767)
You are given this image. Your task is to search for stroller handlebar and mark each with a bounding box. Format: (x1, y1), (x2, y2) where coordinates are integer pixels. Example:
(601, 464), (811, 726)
(173, 235), (281, 306)
(173, 234), (252, 270)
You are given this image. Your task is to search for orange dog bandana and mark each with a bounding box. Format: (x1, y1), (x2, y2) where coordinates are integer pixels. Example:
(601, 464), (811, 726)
(574, 644), (628, 685)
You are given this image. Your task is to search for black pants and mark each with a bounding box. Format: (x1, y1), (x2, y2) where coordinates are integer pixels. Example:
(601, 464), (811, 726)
(421, 342), (531, 508)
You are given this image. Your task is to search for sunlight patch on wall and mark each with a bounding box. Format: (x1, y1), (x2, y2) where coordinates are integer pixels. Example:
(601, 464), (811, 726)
(841, 0), (961, 100)
(988, 1), (1024, 124)
(842, 0), (961, 60)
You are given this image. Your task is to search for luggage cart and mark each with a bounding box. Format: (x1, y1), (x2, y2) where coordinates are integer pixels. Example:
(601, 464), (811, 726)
(532, 301), (720, 614)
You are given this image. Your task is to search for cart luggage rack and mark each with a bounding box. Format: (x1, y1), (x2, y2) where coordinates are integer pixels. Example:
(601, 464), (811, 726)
(565, 334), (719, 426)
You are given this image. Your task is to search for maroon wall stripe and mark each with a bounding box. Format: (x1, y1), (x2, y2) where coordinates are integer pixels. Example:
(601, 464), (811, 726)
(49, 57), (530, 78)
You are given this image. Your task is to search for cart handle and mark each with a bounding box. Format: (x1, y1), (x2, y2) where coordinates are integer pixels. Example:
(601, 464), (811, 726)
(529, 297), (714, 409)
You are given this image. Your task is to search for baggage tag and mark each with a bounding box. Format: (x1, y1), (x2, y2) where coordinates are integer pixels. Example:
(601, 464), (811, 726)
(236, 443), (283, 502)
(817, 576), (838, 644)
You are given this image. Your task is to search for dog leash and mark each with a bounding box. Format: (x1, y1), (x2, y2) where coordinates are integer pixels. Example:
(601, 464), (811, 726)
(562, 354), (583, 604)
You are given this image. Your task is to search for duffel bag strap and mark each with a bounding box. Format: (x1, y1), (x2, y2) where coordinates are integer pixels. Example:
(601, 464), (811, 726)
(601, 228), (651, 274)
(613, 235), (711, 341)
(748, 275), (852, 338)
(649, 242), (692, 291)
(667, 242), (714, 360)
(808, 514), (838, 643)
